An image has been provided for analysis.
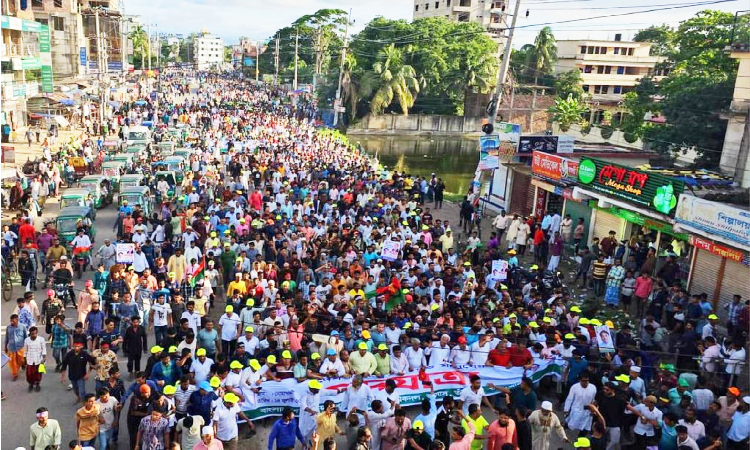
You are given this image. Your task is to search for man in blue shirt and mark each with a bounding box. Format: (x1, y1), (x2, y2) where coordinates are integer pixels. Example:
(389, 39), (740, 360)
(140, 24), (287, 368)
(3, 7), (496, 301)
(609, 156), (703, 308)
(726, 397), (750, 449)
(188, 381), (218, 425)
(268, 407), (306, 450)
(4, 314), (28, 380)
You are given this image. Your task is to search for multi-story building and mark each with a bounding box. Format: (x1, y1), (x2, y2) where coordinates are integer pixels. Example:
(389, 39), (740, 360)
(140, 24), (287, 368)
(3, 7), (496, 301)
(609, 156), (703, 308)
(554, 37), (666, 122)
(413, 0), (508, 44)
(193, 32), (223, 70)
(2, 0), (43, 129)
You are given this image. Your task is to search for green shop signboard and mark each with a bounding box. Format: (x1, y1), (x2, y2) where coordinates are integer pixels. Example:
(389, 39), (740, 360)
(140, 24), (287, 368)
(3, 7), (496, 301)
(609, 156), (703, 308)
(578, 158), (684, 215)
(39, 25), (53, 93)
(589, 202), (689, 240)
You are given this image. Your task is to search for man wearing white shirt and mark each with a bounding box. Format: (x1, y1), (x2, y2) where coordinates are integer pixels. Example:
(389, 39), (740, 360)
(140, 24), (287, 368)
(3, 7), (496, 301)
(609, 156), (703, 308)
(131, 247), (149, 274)
(449, 337), (471, 367)
(384, 322), (402, 348)
(458, 375), (489, 415)
(469, 334), (492, 366)
(181, 301), (202, 335)
(426, 334), (451, 366)
(132, 228), (148, 245)
(342, 375), (372, 414)
(189, 349), (214, 384)
(403, 339), (426, 371)
(319, 349), (346, 377)
(185, 240), (202, 265)
(390, 346), (409, 375)
(237, 327), (260, 356)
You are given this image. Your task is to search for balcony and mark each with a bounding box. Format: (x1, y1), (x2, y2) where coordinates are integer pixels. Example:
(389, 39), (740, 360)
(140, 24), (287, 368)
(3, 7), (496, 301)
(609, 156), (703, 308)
(581, 73), (644, 84)
(452, 5), (472, 12)
(1, 39), (40, 58)
(487, 22), (505, 30)
(560, 53), (663, 64)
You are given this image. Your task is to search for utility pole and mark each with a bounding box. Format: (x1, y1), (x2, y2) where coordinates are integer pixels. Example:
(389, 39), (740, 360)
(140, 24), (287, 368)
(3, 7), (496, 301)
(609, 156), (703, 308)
(255, 41), (260, 82)
(293, 28), (299, 90)
(147, 23), (152, 71)
(274, 35), (279, 86)
(94, 8), (105, 125)
(332, 9), (351, 127)
(489, 0), (521, 124)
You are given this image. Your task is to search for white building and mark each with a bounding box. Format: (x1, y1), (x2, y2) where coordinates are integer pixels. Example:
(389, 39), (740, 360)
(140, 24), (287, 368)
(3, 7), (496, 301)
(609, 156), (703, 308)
(413, 0), (508, 44)
(193, 33), (224, 70)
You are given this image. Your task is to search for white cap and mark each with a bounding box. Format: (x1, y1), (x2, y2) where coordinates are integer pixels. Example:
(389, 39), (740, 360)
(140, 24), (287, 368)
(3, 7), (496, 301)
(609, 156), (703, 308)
(743, 396), (750, 404)
(674, 313), (685, 322)
(631, 366), (641, 373)
(541, 401), (553, 411)
(202, 426), (214, 436)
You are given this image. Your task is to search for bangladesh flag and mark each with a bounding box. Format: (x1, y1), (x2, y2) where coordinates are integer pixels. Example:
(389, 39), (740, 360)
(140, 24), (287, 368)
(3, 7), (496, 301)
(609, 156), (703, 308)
(188, 257), (206, 288)
(377, 277), (405, 311)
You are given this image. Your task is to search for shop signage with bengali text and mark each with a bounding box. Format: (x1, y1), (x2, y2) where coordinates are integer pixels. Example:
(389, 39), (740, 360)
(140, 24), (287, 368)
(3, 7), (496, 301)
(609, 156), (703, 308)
(692, 236), (748, 266)
(675, 194), (750, 248)
(531, 151), (579, 181)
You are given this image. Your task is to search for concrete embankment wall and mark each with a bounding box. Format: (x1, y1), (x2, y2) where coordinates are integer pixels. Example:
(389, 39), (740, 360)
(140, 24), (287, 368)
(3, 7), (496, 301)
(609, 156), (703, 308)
(348, 114), (484, 135)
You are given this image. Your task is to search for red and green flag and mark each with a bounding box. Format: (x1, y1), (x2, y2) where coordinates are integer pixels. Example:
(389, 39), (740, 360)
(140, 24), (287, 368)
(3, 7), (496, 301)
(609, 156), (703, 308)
(377, 276), (405, 311)
(188, 257), (206, 288)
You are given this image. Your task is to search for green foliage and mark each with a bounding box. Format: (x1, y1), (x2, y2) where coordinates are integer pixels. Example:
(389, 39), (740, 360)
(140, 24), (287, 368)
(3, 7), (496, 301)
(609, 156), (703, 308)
(549, 94), (586, 131)
(529, 27), (557, 85)
(635, 10), (750, 168)
(370, 45), (421, 115)
(633, 24), (675, 57)
(129, 25), (149, 69)
(554, 69), (585, 101)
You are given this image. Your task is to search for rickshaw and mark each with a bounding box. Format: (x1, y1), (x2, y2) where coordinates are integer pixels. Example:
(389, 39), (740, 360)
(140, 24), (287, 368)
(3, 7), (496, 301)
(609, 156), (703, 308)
(56, 206), (96, 278)
(60, 188), (96, 218)
(153, 155), (185, 183)
(56, 206), (97, 247)
(120, 186), (153, 217)
(120, 174), (145, 190)
(67, 156), (88, 181)
(102, 140), (121, 161)
(126, 125), (152, 147)
(153, 170), (177, 202)
(101, 161), (125, 191)
(156, 141), (176, 157)
(78, 174), (113, 208)
(174, 148), (194, 160)
(111, 153), (135, 171)
(125, 144), (148, 160)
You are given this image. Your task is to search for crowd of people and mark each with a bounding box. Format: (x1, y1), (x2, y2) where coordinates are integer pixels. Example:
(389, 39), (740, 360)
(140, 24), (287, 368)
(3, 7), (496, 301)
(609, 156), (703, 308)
(3, 70), (750, 450)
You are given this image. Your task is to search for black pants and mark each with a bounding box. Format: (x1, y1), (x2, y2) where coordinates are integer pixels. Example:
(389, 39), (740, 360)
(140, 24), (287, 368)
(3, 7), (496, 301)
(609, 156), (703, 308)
(222, 339), (236, 356)
(727, 438), (749, 450)
(126, 353), (141, 373)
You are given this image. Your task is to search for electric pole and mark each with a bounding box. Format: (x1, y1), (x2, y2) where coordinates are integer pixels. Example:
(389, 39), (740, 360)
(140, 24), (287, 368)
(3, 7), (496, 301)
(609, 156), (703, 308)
(274, 35), (279, 87)
(255, 41), (260, 82)
(293, 28), (299, 90)
(147, 23), (151, 71)
(489, 0), (521, 124)
(94, 8), (105, 124)
(332, 9), (351, 127)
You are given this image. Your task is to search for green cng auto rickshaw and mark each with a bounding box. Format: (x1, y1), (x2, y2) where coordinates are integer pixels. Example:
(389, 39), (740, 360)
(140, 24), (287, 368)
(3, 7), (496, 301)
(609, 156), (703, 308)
(100, 161), (125, 191)
(60, 188), (96, 219)
(102, 140), (122, 161)
(56, 206), (96, 247)
(111, 153), (135, 171)
(153, 171), (178, 202)
(156, 141), (176, 157)
(119, 174), (145, 191)
(153, 156), (185, 183)
(78, 175), (113, 208)
(119, 186), (153, 217)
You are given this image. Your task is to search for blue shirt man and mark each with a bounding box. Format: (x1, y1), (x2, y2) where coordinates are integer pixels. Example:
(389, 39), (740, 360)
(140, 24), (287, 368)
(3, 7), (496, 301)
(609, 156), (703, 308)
(268, 408), (306, 450)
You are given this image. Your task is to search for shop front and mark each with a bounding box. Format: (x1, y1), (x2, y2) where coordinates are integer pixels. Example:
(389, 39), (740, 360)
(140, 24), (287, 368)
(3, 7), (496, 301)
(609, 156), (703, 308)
(573, 158), (690, 279)
(674, 194), (750, 314)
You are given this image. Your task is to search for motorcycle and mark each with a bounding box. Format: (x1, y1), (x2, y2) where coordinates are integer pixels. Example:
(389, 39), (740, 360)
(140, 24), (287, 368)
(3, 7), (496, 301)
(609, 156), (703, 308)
(54, 283), (71, 307)
(71, 246), (91, 279)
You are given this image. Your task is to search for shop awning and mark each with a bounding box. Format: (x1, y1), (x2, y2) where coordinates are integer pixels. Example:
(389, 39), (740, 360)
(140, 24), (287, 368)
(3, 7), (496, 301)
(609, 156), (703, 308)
(573, 186), (674, 224)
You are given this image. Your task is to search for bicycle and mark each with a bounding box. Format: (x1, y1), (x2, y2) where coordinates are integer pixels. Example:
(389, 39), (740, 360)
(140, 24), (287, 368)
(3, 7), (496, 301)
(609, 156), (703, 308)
(2, 251), (18, 302)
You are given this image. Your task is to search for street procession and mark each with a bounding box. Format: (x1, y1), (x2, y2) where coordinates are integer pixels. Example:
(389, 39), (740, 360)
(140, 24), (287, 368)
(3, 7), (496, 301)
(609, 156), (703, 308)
(1, 7), (750, 447)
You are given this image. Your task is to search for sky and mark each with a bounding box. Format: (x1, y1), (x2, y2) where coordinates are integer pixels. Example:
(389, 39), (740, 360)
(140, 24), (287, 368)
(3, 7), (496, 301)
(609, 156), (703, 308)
(124, 0), (745, 47)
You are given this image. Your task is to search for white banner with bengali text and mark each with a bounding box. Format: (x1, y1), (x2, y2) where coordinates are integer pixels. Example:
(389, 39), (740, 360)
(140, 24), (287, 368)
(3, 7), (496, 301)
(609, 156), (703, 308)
(239, 360), (564, 419)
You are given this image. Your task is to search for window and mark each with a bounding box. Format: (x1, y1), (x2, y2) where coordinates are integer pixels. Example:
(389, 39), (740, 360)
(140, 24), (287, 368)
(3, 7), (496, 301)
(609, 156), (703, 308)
(614, 47), (619, 55)
(597, 66), (604, 74)
(435, 1), (439, 7)
(587, 46), (594, 54)
(582, 85), (589, 92)
(54, 0), (63, 6)
(601, 86), (608, 94)
(425, 3), (428, 9)
(617, 66), (624, 74)
(31, 0), (42, 7)
(580, 46), (587, 54)
(52, 16), (65, 31)
(604, 66), (612, 74)
(447, 0), (450, 5)
(415, 4), (419, 10)
(613, 86), (622, 94)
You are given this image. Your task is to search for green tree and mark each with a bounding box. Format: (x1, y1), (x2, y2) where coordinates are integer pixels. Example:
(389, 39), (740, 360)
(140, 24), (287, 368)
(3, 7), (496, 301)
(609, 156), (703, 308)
(549, 94), (586, 131)
(633, 24), (675, 57)
(129, 25), (149, 69)
(293, 9), (348, 88)
(640, 10), (750, 167)
(554, 69), (585, 101)
(528, 27), (557, 85)
(370, 44), (421, 115)
(340, 53), (377, 120)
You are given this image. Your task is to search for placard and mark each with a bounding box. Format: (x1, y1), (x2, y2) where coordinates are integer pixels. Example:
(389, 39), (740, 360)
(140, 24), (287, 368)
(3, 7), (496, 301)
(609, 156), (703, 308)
(381, 240), (400, 261)
(116, 243), (135, 263)
(491, 259), (508, 281)
(595, 325), (615, 352)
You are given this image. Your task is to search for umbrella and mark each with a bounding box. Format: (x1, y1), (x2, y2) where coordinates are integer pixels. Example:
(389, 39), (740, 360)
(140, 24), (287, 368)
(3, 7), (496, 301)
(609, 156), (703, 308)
(134, 100), (147, 106)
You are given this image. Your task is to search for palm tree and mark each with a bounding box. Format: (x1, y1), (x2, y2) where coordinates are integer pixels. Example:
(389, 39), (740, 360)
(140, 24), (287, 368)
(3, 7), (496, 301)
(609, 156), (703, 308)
(370, 44), (421, 116)
(341, 54), (376, 119)
(530, 27), (557, 85)
(129, 25), (149, 69)
(549, 94), (587, 131)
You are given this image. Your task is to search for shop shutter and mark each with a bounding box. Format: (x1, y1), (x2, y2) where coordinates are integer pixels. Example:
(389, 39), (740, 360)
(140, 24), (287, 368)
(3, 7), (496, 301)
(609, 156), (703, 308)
(509, 172), (532, 217)
(717, 260), (750, 321)
(690, 249), (722, 307)
(564, 200), (593, 245)
(592, 209), (625, 243)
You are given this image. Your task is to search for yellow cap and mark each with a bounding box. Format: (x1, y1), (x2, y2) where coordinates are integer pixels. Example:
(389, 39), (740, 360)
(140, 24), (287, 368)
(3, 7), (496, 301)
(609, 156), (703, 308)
(230, 360), (244, 370)
(529, 321), (539, 328)
(311, 352), (321, 360)
(168, 346), (178, 353)
(570, 306), (582, 313)
(358, 342), (368, 350)
(210, 232), (217, 237)
(403, 322), (412, 329)
(151, 345), (164, 354)
(564, 333), (575, 340)
(309, 380), (323, 389)
(209, 376), (221, 388)
(163, 385), (177, 395)
(579, 318), (590, 325)
(377, 344), (388, 351)
(589, 319), (602, 326)
(249, 359), (261, 370)
(605, 320), (615, 328)
(196, 348), (207, 356)
(614, 374), (630, 384)
(431, 303), (440, 311)
(223, 393), (239, 404)
(282, 350), (292, 359)
(413, 420), (424, 430)
(267, 355), (277, 364)
(246, 299), (255, 307)
(708, 314), (719, 320)
(225, 305), (233, 312)
(422, 225), (429, 230)
(245, 326), (254, 333)
(542, 317), (552, 323)
(574, 437), (591, 448)
(362, 330), (371, 339)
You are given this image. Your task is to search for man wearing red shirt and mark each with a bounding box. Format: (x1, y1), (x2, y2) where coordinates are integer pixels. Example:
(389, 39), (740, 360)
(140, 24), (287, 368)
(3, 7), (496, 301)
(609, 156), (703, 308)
(487, 341), (512, 368)
(508, 340), (533, 367)
(18, 218), (36, 248)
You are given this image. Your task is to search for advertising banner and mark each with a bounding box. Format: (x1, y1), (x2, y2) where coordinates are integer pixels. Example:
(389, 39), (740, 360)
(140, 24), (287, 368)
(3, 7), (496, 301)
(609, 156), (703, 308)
(381, 240), (401, 261)
(676, 194), (750, 248)
(531, 151), (579, 182)
(239, 361), (564, 419)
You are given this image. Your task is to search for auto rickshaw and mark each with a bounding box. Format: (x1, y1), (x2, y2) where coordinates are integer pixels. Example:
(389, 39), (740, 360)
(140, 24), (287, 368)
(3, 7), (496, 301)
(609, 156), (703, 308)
(56, 206), (96, 248)
(125, 144), (148, 160)
(120, 174), (145, 190)
(153, 170), (177, 202)
(174, 148), (194, 160)
(153, 156), (185, 183)
(119, 185), (153, 217)
(156, 141), (176, 157)
(101, 161), (125, 191)
(67, 156), (87, 182)
(111, 153), (135, 171)
(78, 174), (113, 208)
(59, 188), (96, 219)
(102, 140), (121, 161)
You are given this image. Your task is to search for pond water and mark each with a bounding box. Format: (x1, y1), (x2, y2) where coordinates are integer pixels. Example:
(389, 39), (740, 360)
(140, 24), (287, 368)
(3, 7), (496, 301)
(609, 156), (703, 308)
(351, 135), (480, 195)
